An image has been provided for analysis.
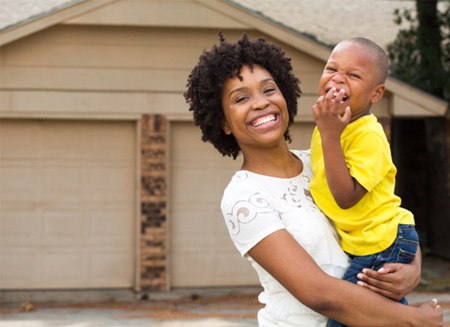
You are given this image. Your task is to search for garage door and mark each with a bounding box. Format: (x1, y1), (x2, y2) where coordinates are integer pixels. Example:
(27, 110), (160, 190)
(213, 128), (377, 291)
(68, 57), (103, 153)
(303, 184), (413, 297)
(0, 120), (136, 289)
(169, 121), (314, 287)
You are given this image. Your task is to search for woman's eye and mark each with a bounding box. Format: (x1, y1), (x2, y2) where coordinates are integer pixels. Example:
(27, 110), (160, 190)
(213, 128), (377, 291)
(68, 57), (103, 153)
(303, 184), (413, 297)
(235, 96), (247, 103)
(264, 87), (275, 94)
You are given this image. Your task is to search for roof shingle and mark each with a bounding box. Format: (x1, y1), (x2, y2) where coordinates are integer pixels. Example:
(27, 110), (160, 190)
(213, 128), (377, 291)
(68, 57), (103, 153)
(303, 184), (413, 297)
(0, 0), (82, 31)
(230, 0), (417, 48)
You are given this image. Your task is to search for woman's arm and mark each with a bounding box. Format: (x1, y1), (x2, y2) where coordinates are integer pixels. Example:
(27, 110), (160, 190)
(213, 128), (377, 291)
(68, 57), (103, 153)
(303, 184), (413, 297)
(357, 247), (422, 300)
(248, 231), (442, 327)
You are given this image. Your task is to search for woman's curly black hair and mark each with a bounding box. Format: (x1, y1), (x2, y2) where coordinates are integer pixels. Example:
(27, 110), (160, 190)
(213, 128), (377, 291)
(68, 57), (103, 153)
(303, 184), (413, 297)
(184, 33), (302, 159)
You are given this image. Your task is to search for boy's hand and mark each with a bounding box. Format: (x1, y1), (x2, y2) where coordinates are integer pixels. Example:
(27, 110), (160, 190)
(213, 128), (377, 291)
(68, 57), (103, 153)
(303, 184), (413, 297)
(357, 248), (422, 301)
(356, 263), (419, 301)
(312, 87), (352, 140)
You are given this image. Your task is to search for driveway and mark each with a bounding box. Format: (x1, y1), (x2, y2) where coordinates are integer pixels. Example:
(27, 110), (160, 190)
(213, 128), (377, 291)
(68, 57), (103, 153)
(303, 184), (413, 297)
(1, 288), (449, 327)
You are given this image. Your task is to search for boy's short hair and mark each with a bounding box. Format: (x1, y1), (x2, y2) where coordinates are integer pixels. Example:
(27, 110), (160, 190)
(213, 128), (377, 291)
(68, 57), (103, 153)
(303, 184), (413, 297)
(184, 33), (302, 159)
(342, 37), (390, 84)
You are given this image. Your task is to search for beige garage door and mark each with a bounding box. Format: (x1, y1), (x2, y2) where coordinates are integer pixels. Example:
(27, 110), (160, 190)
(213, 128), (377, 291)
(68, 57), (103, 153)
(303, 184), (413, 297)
(0, 120), (136, 289)
(169, 121), (314, 288)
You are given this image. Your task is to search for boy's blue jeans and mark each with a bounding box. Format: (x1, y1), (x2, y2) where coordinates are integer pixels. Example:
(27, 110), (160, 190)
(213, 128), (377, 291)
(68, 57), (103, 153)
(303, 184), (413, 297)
(327, 224), (419, 327)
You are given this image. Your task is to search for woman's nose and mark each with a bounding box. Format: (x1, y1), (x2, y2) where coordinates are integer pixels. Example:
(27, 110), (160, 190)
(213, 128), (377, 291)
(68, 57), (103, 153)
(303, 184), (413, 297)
(251, 94), (270, 110)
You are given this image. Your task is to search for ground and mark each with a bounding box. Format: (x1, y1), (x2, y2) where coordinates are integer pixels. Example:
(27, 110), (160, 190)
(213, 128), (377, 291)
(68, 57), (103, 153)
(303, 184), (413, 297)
(0, 255), (449, 326)
(420, 255), (450, 292)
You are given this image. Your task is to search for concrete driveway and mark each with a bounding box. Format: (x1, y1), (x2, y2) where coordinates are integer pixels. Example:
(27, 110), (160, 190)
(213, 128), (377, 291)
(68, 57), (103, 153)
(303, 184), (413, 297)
(0, 288), (260, 327)
(1, 288), (449, 327)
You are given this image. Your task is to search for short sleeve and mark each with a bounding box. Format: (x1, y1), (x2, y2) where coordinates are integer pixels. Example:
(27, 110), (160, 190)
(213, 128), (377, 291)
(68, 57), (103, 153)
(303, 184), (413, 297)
(221, 174), (285, 257)
(346, 131), (392, 192)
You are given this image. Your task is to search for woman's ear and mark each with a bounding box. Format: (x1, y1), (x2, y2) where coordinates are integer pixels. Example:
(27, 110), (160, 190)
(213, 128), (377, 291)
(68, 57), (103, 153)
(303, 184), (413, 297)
(371, 84), (386, 104)
(222, 120), (232, 135)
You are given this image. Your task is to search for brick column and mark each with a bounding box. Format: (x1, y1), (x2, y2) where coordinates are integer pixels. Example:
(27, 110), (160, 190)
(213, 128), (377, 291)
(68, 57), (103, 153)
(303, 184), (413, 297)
(139, 114), (168, 291)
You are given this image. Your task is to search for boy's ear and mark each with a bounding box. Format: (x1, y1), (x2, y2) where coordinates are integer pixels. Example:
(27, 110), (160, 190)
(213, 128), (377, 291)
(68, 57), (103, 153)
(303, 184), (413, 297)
(371, 84), (385, 104)
(222, 120), (232, 135)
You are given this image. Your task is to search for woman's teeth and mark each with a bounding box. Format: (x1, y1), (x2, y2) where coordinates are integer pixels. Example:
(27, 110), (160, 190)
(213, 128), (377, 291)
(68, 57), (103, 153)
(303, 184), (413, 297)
(253, 115), (276, 127)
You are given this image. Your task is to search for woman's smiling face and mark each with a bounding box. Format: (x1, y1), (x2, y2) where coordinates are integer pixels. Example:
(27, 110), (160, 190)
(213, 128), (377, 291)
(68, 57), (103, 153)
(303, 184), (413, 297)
(221, 64), (289, 154)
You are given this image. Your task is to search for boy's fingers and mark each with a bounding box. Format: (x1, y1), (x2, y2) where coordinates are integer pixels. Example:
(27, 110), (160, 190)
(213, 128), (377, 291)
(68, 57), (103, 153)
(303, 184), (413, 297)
(375, 262), (405, 275)
(341, 106), (352, 122)
(358, 271), (390, 287)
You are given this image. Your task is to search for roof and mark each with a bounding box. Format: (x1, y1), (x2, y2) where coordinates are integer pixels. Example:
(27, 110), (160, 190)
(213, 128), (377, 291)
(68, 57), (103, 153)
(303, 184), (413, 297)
(0, 0), (425, 48)
(0, 0), (83, 31)
(230, 0), (417, 49)
(0, 0), (415, 47)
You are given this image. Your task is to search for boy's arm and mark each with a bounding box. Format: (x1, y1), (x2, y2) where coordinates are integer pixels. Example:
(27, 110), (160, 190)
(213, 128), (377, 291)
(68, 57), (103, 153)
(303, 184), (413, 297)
(312, 88), (367, 208)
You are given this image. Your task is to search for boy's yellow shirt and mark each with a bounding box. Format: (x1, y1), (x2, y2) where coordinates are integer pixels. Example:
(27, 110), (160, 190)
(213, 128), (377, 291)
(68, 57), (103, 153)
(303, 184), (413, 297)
(310, 114), (414, 256)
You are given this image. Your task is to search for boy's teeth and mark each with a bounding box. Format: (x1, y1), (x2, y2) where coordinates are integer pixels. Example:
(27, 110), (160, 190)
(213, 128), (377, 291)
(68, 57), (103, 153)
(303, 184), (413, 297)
(253, 115), (275, 127)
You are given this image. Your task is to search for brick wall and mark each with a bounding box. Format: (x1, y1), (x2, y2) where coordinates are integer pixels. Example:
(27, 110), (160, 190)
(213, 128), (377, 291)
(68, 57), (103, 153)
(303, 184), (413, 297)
(139, 114), (168, 291)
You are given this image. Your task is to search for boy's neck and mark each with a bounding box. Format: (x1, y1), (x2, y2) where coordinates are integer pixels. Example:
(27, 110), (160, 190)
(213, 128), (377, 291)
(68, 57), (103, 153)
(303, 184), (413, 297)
(350, 111), (372, 123)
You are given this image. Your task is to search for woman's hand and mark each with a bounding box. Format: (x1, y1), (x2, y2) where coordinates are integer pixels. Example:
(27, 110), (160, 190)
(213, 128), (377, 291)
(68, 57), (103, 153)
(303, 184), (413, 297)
(414, 299), (443, 326)
(356, 247), (422, 300)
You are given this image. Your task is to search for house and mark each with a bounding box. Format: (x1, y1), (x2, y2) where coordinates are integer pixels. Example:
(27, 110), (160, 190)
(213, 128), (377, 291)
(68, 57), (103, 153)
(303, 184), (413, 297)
(0, 0), (448, 294)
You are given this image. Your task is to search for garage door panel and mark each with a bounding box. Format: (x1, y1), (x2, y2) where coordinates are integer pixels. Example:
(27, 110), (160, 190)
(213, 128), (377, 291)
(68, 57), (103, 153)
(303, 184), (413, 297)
(171, 165), (234, 203)
(0, 209), (40, 245)
(90, 251), (133, 284)
(90, 210), (134, 246)
(42, 252), (89, 280)
(171, 247), (256, 287)
(171, 203), (217, 237)
(42, 210), (87, 244)
(170, 125), (220, 159)
(171, 166), (214, 198)
(41, 125), (84, 159)
(0, 252), (39, 284)
(212, 251), (257, 283)
(170, 122), (257, 287)
(89, 125), (135, 160)
(88, 166), (133, 202)
(0, 119), (135, 289)
(0, 166), (38, 201)
(42, 166), (84, 201)
(171, 208), (230, 246)
(170, 250), (212, 286)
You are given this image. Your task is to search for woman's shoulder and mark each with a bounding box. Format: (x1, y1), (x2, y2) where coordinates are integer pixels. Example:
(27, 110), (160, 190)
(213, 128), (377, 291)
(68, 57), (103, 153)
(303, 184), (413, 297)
(223, 170), (262, 200)
(290, 149), (312, 176)
(290, 148), (311, 160)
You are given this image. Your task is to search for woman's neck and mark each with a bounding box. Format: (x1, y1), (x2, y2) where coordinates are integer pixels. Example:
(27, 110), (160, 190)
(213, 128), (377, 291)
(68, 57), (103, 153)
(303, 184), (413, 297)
(241, 146), (303, 178)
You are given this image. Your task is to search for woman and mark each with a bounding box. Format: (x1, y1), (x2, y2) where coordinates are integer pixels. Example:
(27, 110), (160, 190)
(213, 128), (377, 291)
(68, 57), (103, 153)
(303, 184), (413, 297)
(184, 33), (442, 326)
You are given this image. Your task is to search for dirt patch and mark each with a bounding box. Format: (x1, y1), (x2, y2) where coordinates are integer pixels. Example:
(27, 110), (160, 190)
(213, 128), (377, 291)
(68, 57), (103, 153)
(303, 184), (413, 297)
(1, 293), (263, 321)
(123, 293), (262, 320)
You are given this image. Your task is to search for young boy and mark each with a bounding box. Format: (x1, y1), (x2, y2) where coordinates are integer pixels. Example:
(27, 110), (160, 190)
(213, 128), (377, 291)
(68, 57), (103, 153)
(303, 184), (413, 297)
(309, 37), (419, 314)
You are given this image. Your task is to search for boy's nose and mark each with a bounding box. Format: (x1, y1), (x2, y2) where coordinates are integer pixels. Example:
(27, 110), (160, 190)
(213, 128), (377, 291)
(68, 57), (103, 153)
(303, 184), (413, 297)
(332, 72), (345, 84)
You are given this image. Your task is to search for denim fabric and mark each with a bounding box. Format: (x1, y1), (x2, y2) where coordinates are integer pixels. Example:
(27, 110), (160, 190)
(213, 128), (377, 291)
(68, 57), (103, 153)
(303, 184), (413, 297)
(327, 224), (419, 327)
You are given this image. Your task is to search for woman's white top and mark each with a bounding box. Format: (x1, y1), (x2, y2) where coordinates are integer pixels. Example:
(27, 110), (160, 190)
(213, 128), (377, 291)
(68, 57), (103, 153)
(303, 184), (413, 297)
(221, 150), (350, 327)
